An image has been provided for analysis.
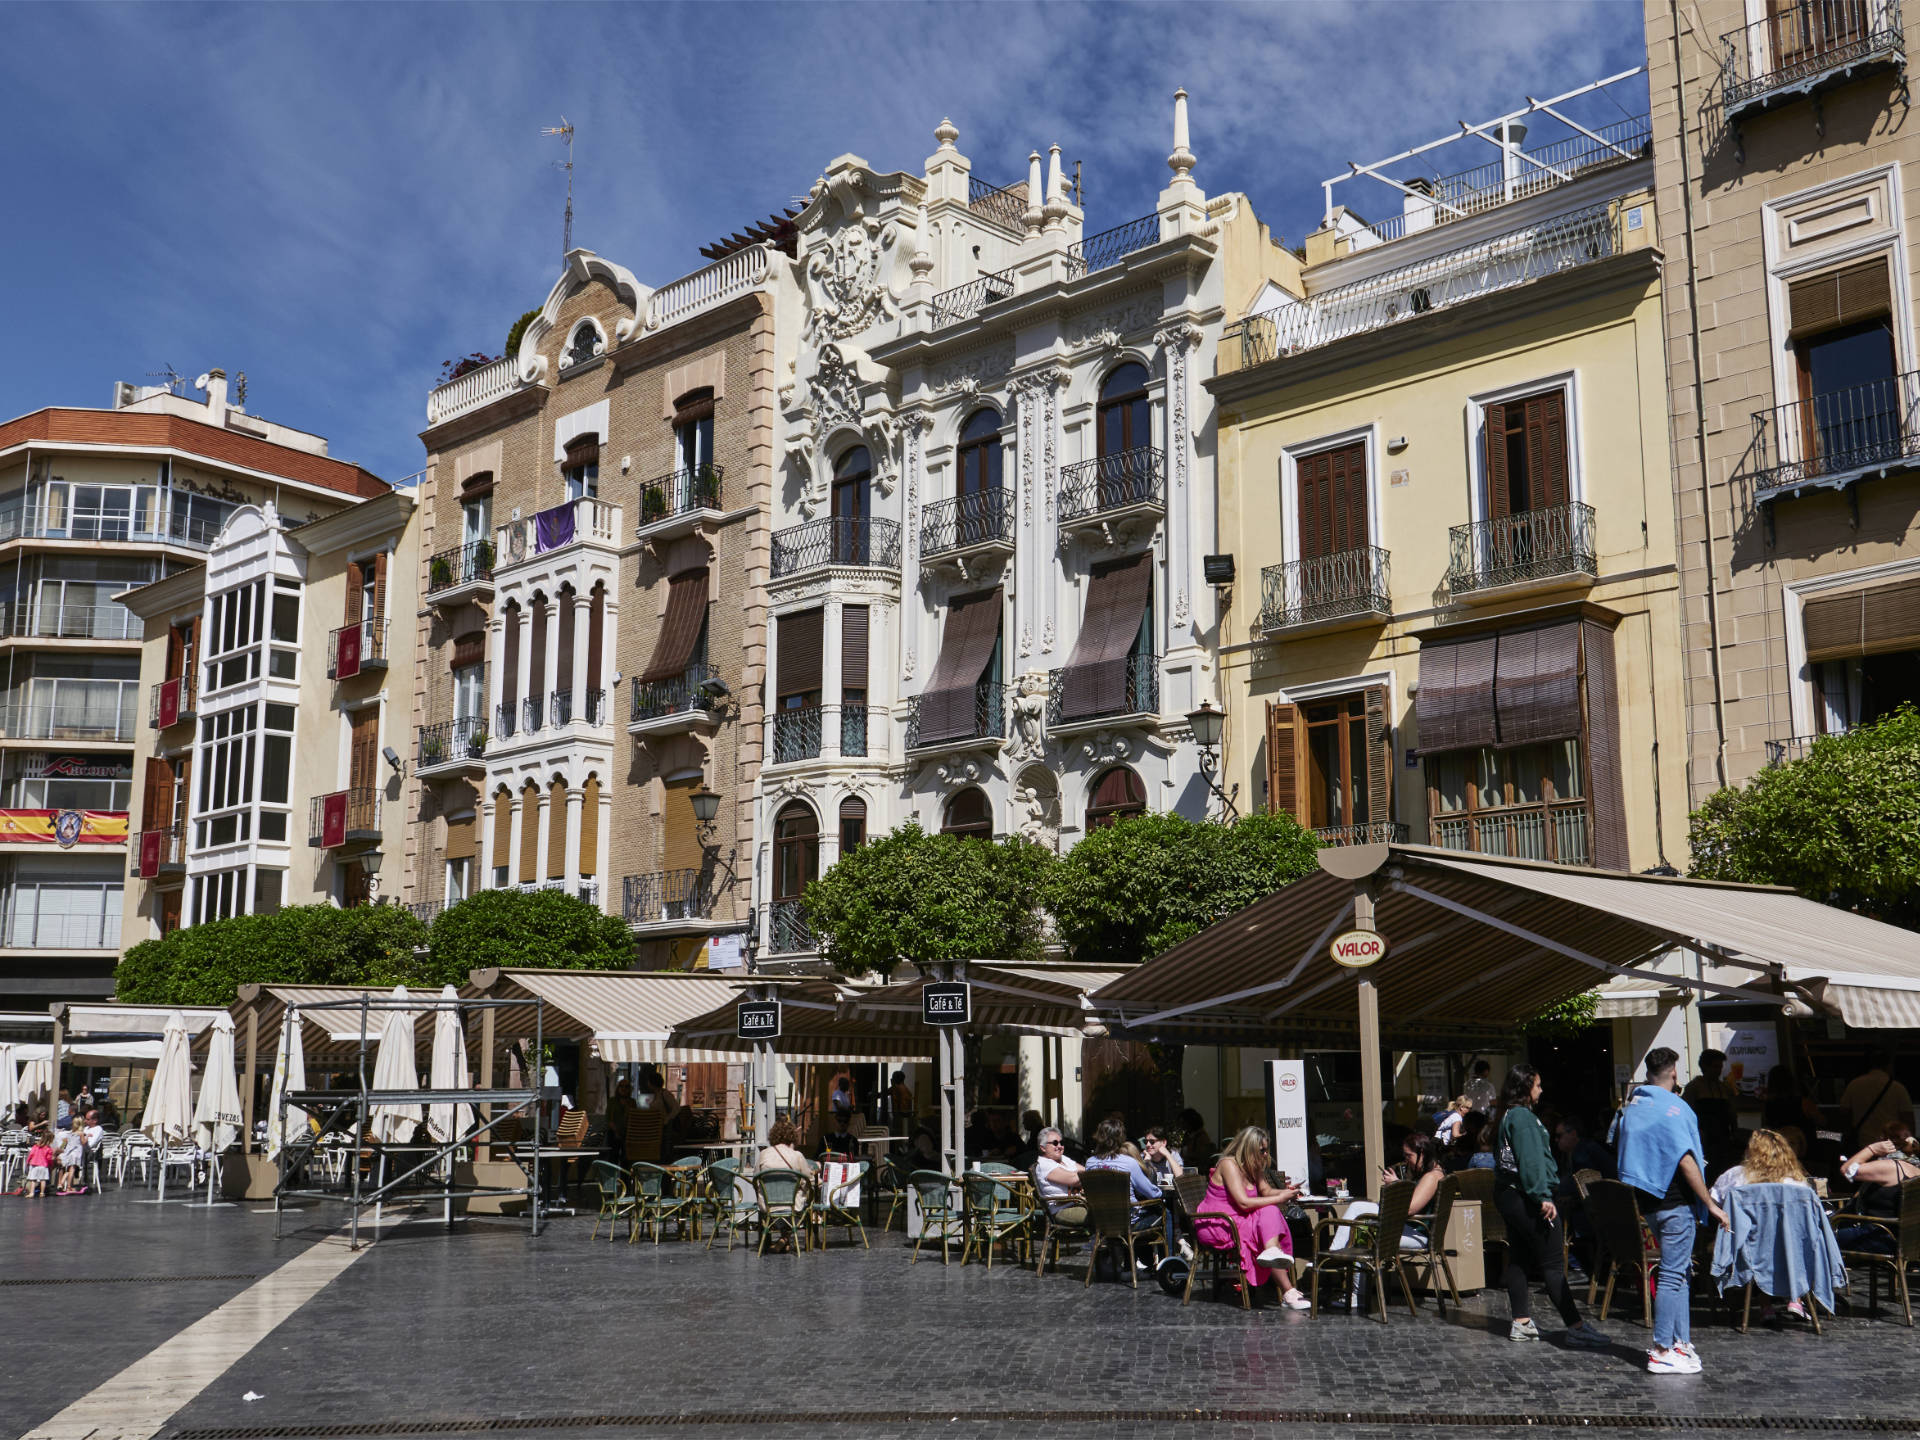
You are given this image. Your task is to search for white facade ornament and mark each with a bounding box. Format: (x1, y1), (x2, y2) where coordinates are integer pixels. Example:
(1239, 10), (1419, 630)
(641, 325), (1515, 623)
(932, 342), (1014, 395)
(809, 343), (863, 432)
(1079, 730), (1133, 764)
(1009, 673), (1050, 761)
(1173, 588), (1190, 627)
(904, 412), (930, 577)
(1015, 776), (1061, 852)
(866, 411), (900, 498)
(1156, 322), (1203, 492)
(1065, 293), (1162, 352)
(935, 757), (982, 787)
(1019, 621), (1033, 658)
(903, 647), (916, 680)
(804, 219), (898, 340)
(1044, 367), (1068, 526)
(1041, 615), (1056, 652)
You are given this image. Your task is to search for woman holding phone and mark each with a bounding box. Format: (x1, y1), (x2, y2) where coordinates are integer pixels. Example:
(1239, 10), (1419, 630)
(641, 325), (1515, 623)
(1193, 1125), (1311, 1310)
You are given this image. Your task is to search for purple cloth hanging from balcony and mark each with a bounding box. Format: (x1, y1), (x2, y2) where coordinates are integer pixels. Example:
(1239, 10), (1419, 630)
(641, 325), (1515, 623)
(535, 503), (574, 553)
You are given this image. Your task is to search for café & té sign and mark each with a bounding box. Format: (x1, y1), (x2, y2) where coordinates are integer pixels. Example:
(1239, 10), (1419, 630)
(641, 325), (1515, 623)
(1329, 928), (1387, 969)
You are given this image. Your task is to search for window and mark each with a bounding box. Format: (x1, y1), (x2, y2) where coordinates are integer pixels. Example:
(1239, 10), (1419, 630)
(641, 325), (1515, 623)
(1303, 694), (1372, 831)
(1295, 440), (1369, 561)
(193, 867), (246, 925)
(170, 491), (236, 548)
(6, 755), (132, 811)
(957, 410), (1004, 497)
(674, 389), (715, 476)
(194, 702), (293, 849)
(565, 322), (603, 368)
(838, 796), (867, 853)
(1098, 363), (1151, 458)
(462, 493), (492, 547)
(269, 580), (300, 680)
(1427, 740), (1588, 865)
(454, 662), (486, 722)
(1483, 388), (1570, 518)
(253, 868), (284, 916)
(204, 580), (265, 693)
(773, 801), (819, 901)
(1086, 766), (1146, 829)
(5, 859), (122, 949)
(1788, 260), (1898, 478)
(942, 787), (993, 840)
(831, 447), (871, 563)
(1802, 575), (1920, 732)
(447, 856), (474, 905)
(1267, 689), (1391, 841)
(563, 436), (599, 501)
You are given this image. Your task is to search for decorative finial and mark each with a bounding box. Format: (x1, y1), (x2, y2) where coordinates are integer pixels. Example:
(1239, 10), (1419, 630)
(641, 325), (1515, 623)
(1168, 88), (1195, 182)
(1025, 151), (1045, 235)
(1043, 145), (1068, 232)
(934, 117), (959, 150)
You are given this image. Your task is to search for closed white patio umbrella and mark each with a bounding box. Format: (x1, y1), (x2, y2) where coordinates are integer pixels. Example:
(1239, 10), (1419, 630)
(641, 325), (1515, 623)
(141, 1011), (194, 1200)
(369, 986), (421, 1145)
(191, 1012), (242, 1204)
(425, 986), (471, 1146)
(265, 1007), (308, 1160)
(18, 1055), (53, 1111)
(0, 1042), (18, 1123)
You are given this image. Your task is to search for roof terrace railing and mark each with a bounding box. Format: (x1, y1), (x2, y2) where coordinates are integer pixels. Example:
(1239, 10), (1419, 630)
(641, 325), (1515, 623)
(1066, 213), (1160, 281)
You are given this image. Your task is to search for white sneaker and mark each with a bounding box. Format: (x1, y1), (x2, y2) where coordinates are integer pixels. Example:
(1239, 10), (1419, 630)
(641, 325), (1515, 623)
(1254, 1245), (1289, 1266)
(1647, 1348), (1701, 1375)
(1178, 1239), (1194, 1261)
(1281, 1288), (1312, 1310)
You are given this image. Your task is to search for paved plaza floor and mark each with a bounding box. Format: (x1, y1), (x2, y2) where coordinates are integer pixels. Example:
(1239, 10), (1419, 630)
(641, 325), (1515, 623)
(5, 1188), (1918, 1440)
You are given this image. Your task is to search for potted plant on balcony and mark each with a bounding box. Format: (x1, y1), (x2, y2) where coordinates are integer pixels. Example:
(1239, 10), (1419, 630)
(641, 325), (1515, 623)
(472, 539), (495, 574)
(429, 555), (453, 588)
(689, 464), (720, 509)
(466, 726), (488, 757)
(420, 733), (446, 765)
(640, 485), (669, 524)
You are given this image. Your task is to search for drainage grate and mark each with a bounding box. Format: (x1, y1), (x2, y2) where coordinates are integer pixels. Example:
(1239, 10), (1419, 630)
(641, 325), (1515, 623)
(2, 1272), (262, 1287)
(165, 1409), (1920, 1438)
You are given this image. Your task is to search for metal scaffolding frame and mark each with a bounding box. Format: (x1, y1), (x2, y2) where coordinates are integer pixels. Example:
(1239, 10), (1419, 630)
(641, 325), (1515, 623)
(272, 992), (546, 1249)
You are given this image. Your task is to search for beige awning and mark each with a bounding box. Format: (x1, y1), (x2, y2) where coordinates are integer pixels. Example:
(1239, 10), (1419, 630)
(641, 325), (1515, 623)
(469, 969), (743, 1064)
(230, 986), (441, 1066)
(55, 1003), (230, 1038)
(668, 979), (935, 1063)
(1592, 975), (1681, 1020)
(841, 963), (1128, 1038)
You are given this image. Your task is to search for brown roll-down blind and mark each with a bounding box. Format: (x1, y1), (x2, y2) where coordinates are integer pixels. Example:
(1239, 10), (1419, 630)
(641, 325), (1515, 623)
(451, 633), (486, 671)
(1266, 700), (1306, 822)
(528, 596), (548, 703)
(579, 777), (599, 877)
(491, 790), (513, 874)
(638, 567), (710, 683)
(444, 814), (476, 861)
(916, 588), (1004, 744)
(841, 605), (870, 695)
(1581, 620), (1629, 872)
(673, 388), (716, 424)
(564, 433), (600, 469)
(1364, 684), (1393, 827)
(547, 780), (568, 879)
(1061, 551), (1153, 721)
(501, 607), (521, 709)
(664, 775), (704, 874)
(555, 590), (576, 696)
(777, 608), (824, 699)
(586, 585), (605, 694)
(1803, 578), (1920, 661)
(1789, 258), (1892, 337)
(1494, 622), (1583, 747)
(1414, 635), (1497, 753)
(518, 782), (539, 884)
(459, 470), (494, 499)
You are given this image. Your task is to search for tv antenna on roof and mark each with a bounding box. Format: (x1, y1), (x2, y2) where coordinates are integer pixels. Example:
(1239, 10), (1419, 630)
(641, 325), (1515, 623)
(542, 117), (575, 258)
(146, 364), (190, 396)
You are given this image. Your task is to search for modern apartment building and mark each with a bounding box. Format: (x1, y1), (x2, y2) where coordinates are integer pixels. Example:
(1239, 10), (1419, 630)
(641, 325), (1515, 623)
(0, 372), (388, 1006)
(1647, 0), (1917, 796)
(753, 98), (1294, 961)
(411, 243), (779, 966)
(1206, 69), (1692, 873)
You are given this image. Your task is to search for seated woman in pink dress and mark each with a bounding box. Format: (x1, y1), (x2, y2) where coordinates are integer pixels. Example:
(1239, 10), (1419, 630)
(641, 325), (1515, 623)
(1193, 1125), (1310, 1310)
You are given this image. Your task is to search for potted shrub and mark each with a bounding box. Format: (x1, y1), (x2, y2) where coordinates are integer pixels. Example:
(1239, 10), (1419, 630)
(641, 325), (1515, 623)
(472, 540), (495, 574)
(641, 485), (669, 523)
(467, 726), (488, 757)
(420, 734), (446, 765)
(429, 555), (453, 588)
(690, 464), (720, 509)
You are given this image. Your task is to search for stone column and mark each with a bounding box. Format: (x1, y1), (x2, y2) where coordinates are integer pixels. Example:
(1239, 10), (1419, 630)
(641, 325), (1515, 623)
(571, 587), (592, 723)
(596, 781), (614, 915)
(488, 609), (507, 733)
(564, 782), (584, 893)
(479, 792), (496, 889)
(821, 596), (843, 759)
(542, 596), (562, 729)
(533, 787), (552, 885)
(506, 793), (524, 887)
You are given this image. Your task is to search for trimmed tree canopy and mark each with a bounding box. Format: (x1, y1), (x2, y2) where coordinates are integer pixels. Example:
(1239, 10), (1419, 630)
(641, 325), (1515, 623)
(1689, 706), (1920, 930)
(802, 822), (1054, 978)
(114, 904), (433, 1007)
(427, 888), (636, 979)
(1044, 810), (1322, 966)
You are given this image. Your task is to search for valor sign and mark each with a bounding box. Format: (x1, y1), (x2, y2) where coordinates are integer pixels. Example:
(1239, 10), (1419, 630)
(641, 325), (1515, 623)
(1329, 928), (1387, 969)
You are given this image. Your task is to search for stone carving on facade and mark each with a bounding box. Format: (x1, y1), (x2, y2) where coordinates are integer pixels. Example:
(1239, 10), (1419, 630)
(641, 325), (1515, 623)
(803, 218), (897, 340)
(866, 411), (899, 498)
(931, 342), (1013, 396)
(1065, 293), (1163, 352)
(769, 771), (824, 804)
(903, 647), (916, 680)
(1043, 366), (1068, 527)
(904, 411), (930, 578)
(1007, 672), (1050, 762)
(1078, 730), (1133, 765)
(1014, 768), (1061, 852)
(1041, 615), (1056, 653)
(1018, 621), (1033, 659)
(809, 343), (863, 431)
(934, 756), (982, 788)
(1155, 321), (1203, 492)
(1172, 588), (1190, 627)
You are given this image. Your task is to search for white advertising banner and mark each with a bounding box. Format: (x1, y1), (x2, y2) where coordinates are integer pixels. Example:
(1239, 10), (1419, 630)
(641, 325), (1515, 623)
(1268, 1059), (1309, 1191)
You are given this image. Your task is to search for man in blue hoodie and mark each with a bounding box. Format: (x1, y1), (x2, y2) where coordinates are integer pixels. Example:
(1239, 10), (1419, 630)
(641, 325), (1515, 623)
(1612, 1047), (1729, 1375)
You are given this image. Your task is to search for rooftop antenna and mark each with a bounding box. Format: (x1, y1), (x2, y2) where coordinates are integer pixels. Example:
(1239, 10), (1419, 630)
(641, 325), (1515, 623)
(542, 117), (575, 257)
(146, 364), (189, 396)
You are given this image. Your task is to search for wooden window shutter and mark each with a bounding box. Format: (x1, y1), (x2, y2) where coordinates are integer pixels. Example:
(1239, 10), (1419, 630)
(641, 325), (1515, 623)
(579, 777), (599, 876)
(547, 780), (568, 879)
(349, 707), (380, 791)
(1296, 449), (1330, 560)
(491, 790), (513, 874)
(187, 614), (201, 673)
(141, 758), (174, 831)
(517, 783), (539, 884)
(371, 552), (388, 620)
(1484, 401), (1511, 521)
(1333, 441), (1368, 554)
(444, 814), (476, 861)
(345, 561), (363, 624)
(165, 624), (184, 682)
(1363, 685), (1392, 829)
(1265, 700), (1307, 822)
(1580, 620), (1630, 872)
(842, 605), (870, 694)
(1538, 390), (1570, 507)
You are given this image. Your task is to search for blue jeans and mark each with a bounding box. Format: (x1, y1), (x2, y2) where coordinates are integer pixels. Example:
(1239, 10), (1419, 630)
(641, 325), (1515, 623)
(1647, 1203), (1695, 1351)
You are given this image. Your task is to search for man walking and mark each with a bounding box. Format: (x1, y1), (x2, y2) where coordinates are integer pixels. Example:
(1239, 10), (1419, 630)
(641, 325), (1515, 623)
(1614, 1048), (1728, 1374)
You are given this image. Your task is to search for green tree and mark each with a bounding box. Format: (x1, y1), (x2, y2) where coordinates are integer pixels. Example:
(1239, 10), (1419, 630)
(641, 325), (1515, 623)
(426, 887), (634, 982)
(1044, 811), (1321, 966)
(114, 905), (433, 1006)
(1689, 706), (1920, 929)
(801, 822), (1054, 978)
(504, 306), (542, 361)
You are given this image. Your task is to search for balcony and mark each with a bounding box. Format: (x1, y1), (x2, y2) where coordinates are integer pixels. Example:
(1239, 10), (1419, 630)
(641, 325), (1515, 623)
(0, 682), (139, 743)
(523, 696), (543, 735)
(549, 688), (606, 729)
(426, 355), (528, 428)
(765, 899), (815, 956)
(839, 704), (887, 759)
(426, 539), (495, 606)
(416, 717), (487, 777)
(4, 880), (122, 951)
(1447, 502), (1597, 599)
(906, 677), (1006, 751)
(495, 497), (621, 571)
(1066, 213), (1161, 282)
(1432, 802), (1591, 867)
(0, 501), (230, 551)
(629, 662), (723, 737)
(134, 824), (186, 881)
(327, 617), (390, 679)
(1057, 447), (1165, 541)
(1314, 822), (1410, 847)
(148, 674), (196, 730)
(920, 489), (1015, 570)
(770, 516), (901, 581)
(636, 464), (725, 543)
(1765, 727), (1854, 765)
(623, 869), (723, 932)
(1231, 203), (1620, 367)
(968, 175), (1029, 233)
(1260, 546), (1392, 635)
(771, 705), (823, 764)
(407, 900), (443, 926)
(643, 243), (773, 332)
(0, 600), (140, 642)
(931, 269), (1016, 328)
(308, 787), (382, 849)
(494, 700), (518, 741)
(1722, 0), (1906, 123)
(1047, 653), (1159, 732)
(1747, 369), (1920, 506)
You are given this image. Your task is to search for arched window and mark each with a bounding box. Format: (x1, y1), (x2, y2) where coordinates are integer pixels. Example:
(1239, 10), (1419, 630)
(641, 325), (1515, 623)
(673, 388), (715, 480)
(942, 786), (993, 840)
(773, 801), (820, 901)
(832, 447), (871, 564)
(838, 795), (867, 853)
(957, 410), (1003, 497)
(565, 322), (603, 368)
(1086, 766), (1146, 830)
(1098, 363), (1151, 458)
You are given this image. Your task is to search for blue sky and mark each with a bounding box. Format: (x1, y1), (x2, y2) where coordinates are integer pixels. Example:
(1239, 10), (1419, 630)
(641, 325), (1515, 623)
(1, 1), (1647, 483)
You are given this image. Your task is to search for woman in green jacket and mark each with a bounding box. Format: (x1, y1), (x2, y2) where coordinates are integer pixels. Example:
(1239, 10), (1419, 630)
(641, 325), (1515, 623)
(1494, 1064), (1610, 1349)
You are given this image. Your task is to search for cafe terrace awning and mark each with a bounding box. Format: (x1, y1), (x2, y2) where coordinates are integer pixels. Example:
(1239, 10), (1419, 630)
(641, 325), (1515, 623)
(1089, 845), (1920, 1042)
(229, 986), (442, 1067)
(668, 979), (935, 1063)
(839, 964), (1130, 1038)
(464, 969), (740, 1064)
(14, 1040), (166, 1063)
(54, 1003), (230, 1039)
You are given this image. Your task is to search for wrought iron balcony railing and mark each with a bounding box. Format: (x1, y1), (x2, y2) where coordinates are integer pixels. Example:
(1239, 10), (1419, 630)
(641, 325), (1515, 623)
(1066, 213), (1161, 281)
(637, 464), (724, 528)
(1721, 0), (1905, 118)
(551, 690), (572, 727)
(1765, 728), (1853, 765)
(766, 898), (815, 955)
(1047, 653), (1159, 728)
(631, 661), (722, 725)
(308, 787), (381, 847)
(1747, 368), (1920, 503)
(624, 869), (718, 925)
(407, 900), (442, 926)
(148, 673), (196, 728)
(1233, 203), (1620, 366)
(840, 704), (886, 758)
(772, 705), (823, 764)
(1314, 822), (1410, 847)
(327, 618), (390, 678)
(770, 516), (901, 579)
(931, 269), (1016, 328)
(906, 677), (1007, 750)
(495, 701), (517, 740)
(1432, 801), (1590, 867)
(427, 539), (496, 594)
(920, 488), (1014, 559)
(1260, 546), (1392, 630)
(416, 716), (487, 770)
(968, 174), (1029, 232)
(1448, 502), (1597, 596)
(522, 696), (543, 734)
(1057, 446), (1164, 525)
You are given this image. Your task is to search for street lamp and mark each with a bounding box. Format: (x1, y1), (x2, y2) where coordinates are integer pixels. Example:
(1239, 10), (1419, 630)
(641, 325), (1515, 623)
(1184, 699), (1239, 823)
(690, 785), (722, 841)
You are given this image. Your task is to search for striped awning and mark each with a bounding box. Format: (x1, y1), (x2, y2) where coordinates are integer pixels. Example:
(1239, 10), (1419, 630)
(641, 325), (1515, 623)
(1592, 975), (1680, 1020)
(229, 986), (442, 1067)
(668, 979), (935, 1063)
(840, 964), (1130, 1038)
(471, 969), (745, 1064)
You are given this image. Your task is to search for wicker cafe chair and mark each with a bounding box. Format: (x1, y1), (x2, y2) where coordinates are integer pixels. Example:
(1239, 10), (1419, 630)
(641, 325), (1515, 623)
(625, 1110), (663, 1166)
(873, 1154), (910, 1232)
(1312, 1180), (1420, 1323)
(908, 1170), (965, 1265)
(704, 1158), (756, 1251)
(1832, 1176), (1920, 1327)
(813, 1158), (871, 1250)
(666, 1156), (707, 1241)
(1033, 1167), (1094, 1279)
(1561, 1166), (1603, 1275)
(1080, 1168), (1165, 1288)
(959, 1170), (1032, 1270)
(1401, 1174), (1464, 1315)
(753, 1167), (813, 1257)
(1582, 1179), (1657, 1327)
(1451, 1166), (1506, 1274)
(587, 1159), (633, 1242)
(1173, 1173), (1247, 1309)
